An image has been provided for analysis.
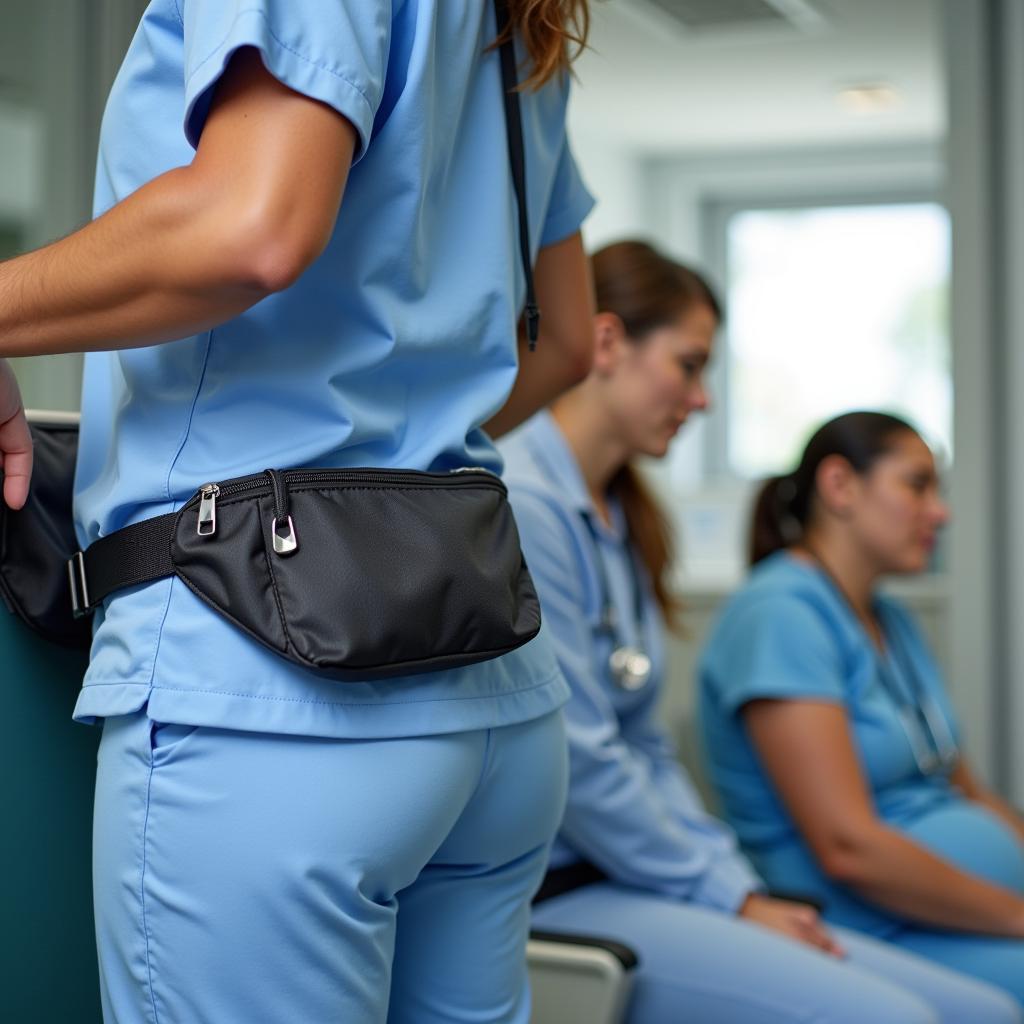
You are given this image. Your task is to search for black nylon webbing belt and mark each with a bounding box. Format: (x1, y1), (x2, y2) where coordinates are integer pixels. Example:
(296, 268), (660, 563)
(70, 512), (176, 615)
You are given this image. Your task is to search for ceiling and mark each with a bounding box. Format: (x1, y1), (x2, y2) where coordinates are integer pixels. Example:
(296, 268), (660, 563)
(0, 1), (943, 156)
(568, 0), (944, 153)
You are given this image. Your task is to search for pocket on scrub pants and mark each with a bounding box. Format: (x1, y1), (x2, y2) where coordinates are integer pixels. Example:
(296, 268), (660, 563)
(148, 719), (201, 763)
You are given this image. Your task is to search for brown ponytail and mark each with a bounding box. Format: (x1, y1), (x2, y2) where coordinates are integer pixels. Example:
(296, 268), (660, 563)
(749, 411), (919, 566)
(610, 464), (683, 631)
(592, 240), (722, 630)
(493, 1), (591, 90)
(749, 476), (802, 568)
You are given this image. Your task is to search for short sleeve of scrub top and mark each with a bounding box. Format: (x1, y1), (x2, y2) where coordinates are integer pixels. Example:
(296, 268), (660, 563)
(703, 590), (846, 716)
(180, 1), (388, 155)
(540, 135), (593, 247)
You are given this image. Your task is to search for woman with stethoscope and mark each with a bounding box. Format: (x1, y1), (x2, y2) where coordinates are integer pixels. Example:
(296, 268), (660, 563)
(700, 410), (1024, 1007)
(499, 242), (1020, 1023)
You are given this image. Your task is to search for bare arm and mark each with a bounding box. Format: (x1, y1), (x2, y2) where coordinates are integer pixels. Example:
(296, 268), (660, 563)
(743, 699), (1024, 937)
(483, 231), (594, 439)
(0, 47), (355, 360)
(0, 47), (356, 507)
(951, 759), (1024, 846)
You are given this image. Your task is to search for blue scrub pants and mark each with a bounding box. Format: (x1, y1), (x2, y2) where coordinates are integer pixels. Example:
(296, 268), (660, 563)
(531, 882), (1022, 1024)
(93, 707), (567, 1023)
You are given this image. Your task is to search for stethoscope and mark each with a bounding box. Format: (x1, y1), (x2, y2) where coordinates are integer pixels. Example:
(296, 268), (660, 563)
(877, 622), (959, 777)
(804, 549), (959, 777)
(581, 512), (653, 691)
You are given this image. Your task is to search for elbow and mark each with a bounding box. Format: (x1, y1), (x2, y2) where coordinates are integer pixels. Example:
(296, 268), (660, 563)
(815, 831), (878, 887)
(818, 845), (865, 886)
(240, 240), (318, 294)
(229, 217), (328, 295)
(164, 166), (328, 297)
(200, 185), (332, 296)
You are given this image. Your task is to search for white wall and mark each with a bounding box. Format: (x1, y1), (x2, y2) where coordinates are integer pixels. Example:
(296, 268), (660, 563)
(568, 123), (650, 249)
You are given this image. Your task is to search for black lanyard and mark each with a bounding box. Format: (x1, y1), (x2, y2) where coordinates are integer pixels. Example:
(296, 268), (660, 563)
(802, 550), (958, 776)
(875, 615), (958, 776)
(494, 0), (541, 350)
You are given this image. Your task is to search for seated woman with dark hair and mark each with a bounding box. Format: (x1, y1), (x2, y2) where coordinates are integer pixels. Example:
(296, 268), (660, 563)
(501, 247), (1020, 1023)
(700, 411), (1024, 1008)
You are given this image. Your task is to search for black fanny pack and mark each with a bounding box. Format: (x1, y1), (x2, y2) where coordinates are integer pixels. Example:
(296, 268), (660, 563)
(1, 422), (542, 678)
(73, 464), (541, 679)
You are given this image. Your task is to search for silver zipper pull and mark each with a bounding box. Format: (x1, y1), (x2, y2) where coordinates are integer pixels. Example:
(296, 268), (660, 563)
(272, 515), (298, 556)
(198, 483), (220, 537)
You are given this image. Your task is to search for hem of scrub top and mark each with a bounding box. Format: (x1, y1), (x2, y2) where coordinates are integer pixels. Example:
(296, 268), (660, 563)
(72, 670), (570, 739)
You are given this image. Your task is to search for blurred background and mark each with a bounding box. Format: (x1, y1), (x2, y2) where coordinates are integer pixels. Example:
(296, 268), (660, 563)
(1, 0), (1021, 804)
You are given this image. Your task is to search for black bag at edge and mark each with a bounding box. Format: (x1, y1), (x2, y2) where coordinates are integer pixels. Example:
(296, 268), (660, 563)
(0, 420), (91, 649)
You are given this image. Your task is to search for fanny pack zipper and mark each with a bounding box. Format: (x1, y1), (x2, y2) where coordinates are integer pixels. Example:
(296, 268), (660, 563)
(192, 466), (504, 547)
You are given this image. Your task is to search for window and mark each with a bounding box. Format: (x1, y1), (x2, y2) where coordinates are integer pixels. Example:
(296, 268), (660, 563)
(722, 201), (951, 477)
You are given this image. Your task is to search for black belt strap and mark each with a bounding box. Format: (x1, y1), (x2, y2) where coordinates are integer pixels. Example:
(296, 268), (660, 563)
(69, 512), (177, 616)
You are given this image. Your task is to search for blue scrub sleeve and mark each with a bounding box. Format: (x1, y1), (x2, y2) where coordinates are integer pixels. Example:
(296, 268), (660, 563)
(179, 0), (390, 158)
(510, 487), (762, 912)
(617, 686), (738, 837)
(706, 592), (846, 718)
(539, 135), (595, 247)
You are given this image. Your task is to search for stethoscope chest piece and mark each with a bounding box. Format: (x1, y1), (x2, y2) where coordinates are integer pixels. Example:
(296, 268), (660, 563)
(609, 645), (652, 691)
(583, 511), (653, 692)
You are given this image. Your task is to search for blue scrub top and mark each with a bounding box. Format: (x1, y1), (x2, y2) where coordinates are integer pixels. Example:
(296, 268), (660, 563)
(72, 1), (593, 737)
(500, 412), (761, 912)
(698, 552), (982, 933)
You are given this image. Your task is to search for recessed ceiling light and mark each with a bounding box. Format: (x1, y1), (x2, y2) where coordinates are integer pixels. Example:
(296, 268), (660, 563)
(837, 83), (902, 114)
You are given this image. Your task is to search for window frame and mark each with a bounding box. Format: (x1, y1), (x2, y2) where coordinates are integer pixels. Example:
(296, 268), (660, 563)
(699, 187), (950, 484)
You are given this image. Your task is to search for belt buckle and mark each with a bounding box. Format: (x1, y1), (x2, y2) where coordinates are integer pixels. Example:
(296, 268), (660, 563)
(67, 550), (90, 618)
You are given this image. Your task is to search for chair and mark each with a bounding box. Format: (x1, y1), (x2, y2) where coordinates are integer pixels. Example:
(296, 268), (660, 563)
(528, 929), (638, 1024)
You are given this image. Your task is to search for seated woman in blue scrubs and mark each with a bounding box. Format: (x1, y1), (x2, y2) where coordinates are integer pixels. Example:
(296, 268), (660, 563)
(700, 411), (1024, 1008)
(500, 242), (1020, 1023)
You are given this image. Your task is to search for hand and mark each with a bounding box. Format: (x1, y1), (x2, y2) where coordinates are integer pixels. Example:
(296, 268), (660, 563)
(0, 359), (32, 509)
(738, 893), (846, 958)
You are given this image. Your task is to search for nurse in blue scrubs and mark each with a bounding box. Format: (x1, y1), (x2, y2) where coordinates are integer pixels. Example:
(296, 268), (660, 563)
(0, 2), (597, 1021)
(700, 411), (1024, 1006)
(501, 241), (1020, 1023)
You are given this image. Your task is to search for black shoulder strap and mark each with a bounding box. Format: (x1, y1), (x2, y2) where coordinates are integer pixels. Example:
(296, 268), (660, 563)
(494, 0), (541, 350)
